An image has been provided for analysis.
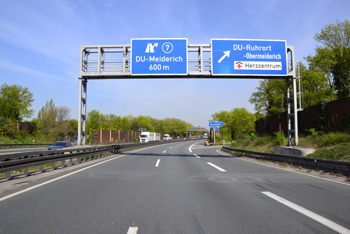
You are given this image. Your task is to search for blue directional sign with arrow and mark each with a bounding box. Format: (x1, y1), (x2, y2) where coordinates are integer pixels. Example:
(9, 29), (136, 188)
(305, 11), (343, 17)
(209, 122), (225, 127)
(211, 39), (288, 76)
(131, 38), (188, 75)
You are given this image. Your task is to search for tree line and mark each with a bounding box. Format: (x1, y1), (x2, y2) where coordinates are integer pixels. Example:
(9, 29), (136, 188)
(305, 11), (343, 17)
(0, 85), (194, 143)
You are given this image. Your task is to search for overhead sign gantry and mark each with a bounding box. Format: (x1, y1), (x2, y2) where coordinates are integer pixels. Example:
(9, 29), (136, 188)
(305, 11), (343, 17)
(78, 38), (301, 146)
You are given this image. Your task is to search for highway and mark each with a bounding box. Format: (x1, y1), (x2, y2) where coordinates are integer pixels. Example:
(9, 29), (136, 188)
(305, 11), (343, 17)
(0, 140), (349, 234)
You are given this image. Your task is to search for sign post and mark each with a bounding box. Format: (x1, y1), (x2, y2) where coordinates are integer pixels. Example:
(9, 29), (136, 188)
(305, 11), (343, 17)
(209, 122), (225, 143)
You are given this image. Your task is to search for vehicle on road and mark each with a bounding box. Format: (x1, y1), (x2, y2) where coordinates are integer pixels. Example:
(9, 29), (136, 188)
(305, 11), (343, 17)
(47, 141), (73, 150)
(163, 134), (172, 141)
(139, 132), (161, 143)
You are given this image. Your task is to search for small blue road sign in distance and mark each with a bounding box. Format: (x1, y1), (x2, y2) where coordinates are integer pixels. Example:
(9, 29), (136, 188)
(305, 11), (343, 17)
(209, 122), (225, 127)
(213, 127), (220, 131)
(211, 39), (287, 76)
(131, 38), (188, 75)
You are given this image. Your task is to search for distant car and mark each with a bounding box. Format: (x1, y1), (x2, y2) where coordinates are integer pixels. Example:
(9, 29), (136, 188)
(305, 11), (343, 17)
(47, 141), (73, 150)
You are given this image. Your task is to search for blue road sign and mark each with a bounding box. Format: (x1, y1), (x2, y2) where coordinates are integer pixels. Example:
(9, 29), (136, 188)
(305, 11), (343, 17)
(213, 127), (220, 131)
(131, 38), (188, 75)
(211, 39), (287, 76)
(209, 122), (225, 127)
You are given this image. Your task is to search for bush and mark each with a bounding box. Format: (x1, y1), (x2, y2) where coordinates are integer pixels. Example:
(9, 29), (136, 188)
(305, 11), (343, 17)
(308, 143), (350, 161)
(273, 131), (287, 146)
(254, 135), (272, 146)
(249, 133), (257, 141)
(306, 128), (319, 142)
(318, 132), (349, 147)
(231, 141), (238, 148)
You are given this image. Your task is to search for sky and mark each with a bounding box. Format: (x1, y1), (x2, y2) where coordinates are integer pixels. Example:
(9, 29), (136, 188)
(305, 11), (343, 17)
(0, 0), (349, 129)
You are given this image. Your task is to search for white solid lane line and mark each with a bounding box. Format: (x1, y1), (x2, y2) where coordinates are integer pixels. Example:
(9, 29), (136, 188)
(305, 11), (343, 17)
(216, 149), (232, 156)
(207, 162), (227, 172)
(127, 226), (138, 234)
(155, 159), (160, 167)
(188, 142), (199, 153)
(193, 154), (200, 158)
(262, 191), (350, 234)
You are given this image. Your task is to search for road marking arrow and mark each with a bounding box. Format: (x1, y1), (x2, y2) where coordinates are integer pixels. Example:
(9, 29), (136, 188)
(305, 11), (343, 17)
(218, 50), (230, 63)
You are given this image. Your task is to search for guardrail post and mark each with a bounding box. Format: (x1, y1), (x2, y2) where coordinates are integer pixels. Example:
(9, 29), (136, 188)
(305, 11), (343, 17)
(23, 167), (29, 176)
(51, 162), (56, 170)
(39, 164), (45, 173)
(5, 171), (12, 180)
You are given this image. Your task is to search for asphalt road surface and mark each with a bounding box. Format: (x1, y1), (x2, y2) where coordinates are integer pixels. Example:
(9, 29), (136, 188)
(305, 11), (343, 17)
(0, 140), (349, 234)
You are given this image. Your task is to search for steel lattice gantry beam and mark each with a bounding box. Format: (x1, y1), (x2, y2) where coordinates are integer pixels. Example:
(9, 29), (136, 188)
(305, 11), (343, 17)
(78, 43), (301, 146)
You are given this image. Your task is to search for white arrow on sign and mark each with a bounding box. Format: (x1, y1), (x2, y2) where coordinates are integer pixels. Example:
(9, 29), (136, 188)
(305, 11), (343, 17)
(218, 50), (230, 63)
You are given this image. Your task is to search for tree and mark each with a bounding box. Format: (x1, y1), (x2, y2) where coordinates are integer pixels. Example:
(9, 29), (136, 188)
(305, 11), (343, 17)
(37, 99), (57, 131)
(211, 108), (256, 140)
(0, 116), (9, 136)
(307, 19), (350, 99)
(37, 99), (72, 141)
(87, 110), (105, 130)
(249, 79), (286, 115)
(300, 63), (333, 107)
(249, 63), (333, 116)
(230, 108), (256, 139)
(130, 116), (155, 132)
(0, 83), (34, 121)
(68, 119), (78, 137)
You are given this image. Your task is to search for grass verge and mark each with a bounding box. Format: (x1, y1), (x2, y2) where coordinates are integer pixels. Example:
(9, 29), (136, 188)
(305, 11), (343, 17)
(229, 131), (350, 162)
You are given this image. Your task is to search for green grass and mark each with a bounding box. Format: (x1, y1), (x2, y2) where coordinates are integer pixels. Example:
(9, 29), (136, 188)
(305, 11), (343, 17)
(230, 131), (350, 162)
(307, 143), (350, 161)
(232, 135), (276, 153)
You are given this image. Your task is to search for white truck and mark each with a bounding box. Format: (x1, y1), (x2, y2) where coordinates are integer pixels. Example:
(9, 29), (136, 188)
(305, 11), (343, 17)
(139, 132), (161, 143)
(163, 134), (172, 141)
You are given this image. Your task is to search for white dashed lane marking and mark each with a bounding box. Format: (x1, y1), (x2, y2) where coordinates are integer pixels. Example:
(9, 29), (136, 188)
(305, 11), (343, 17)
(155, 159), (160, 167)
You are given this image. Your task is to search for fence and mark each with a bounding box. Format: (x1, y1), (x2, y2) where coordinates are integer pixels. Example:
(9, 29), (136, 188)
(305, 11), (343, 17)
(256, 97), (350, 135)
(92, 130), (141, 144)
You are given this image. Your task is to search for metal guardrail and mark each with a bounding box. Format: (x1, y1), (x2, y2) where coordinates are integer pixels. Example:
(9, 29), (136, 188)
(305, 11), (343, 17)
(222, 147), (350, 177)
(0, 144), (52, 149)
(0, 141), (177, 180)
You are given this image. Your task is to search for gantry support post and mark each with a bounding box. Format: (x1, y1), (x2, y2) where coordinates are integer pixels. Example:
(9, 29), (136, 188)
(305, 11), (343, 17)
(286, 46), (299, 146)
(78, 78), (87, 145)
